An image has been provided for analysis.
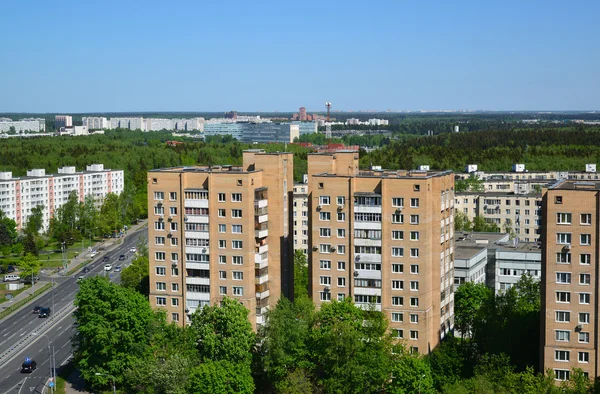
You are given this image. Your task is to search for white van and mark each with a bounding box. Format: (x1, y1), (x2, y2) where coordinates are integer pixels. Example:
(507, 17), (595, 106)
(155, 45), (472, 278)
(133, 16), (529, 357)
(3, 274), (20, 282)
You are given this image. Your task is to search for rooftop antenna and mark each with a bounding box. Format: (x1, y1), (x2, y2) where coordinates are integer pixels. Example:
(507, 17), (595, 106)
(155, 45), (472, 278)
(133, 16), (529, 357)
(325, 102), (332, 122)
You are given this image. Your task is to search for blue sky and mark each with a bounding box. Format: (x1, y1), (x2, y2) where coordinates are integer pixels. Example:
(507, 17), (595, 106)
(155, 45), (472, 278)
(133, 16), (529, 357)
(1, 0), (598, 112)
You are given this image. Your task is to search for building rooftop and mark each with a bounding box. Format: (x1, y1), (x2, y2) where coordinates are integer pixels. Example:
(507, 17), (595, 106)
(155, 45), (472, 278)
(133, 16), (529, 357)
(549, 179), (600, 191)
(456, 191), (542, 197)
(454, 246), (487, 260)
(495, 242), (541, 253)
(315, 169), (453, 179)
(455, 231), (510, 246)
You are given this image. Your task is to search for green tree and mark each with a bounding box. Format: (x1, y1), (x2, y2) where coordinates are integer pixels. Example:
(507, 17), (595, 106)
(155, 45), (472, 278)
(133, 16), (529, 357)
(309, 299), (393, 393)
(388, 349), (435, 394)
(73, 276), (154, 391)
(18, 253), (42, 279)
(454, 282), (492, 341)
(472, 216), (499, 232)
(293, 249), (309, 299)
(120, 254), (149, 296)
(187, 360), (254, 394)
(0, 211), (17, 246)
(98, 193), (122, 236)
(454, 212), (472, 232)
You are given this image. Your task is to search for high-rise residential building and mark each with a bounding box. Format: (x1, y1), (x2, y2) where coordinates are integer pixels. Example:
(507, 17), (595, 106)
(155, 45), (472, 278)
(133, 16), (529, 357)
(293, 182), (309, 255)
(0, 164), (124, 231)
(55, 115), (73, 129)
(541, 180), (600, 381)
(299, 107), (307, 121)
(82, 117), (110, 130)
(307, 152), (455, 354)
(0, 118), (46, 133)
(203, 122), (299, 143)
(147, 149), (293, 328)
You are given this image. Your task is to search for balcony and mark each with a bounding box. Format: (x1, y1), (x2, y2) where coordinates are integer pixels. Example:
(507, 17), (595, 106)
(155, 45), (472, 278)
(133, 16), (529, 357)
(255, 275), (269, 285)
(256, 290), (270, 300)
(256, 214), (268, 224)
(186, 215), (209, 224)
(354, 238), (381, 247)
(255, 199), (268, 209)
(185, 262), (210, 270)
(255, 222), (268, 239)
(354, 222), (382, 230)
(186, 277), (210, 286)
(185, 199), (209, 209)
(255, 244), (268, 255)
(255, 255), (268, 269)
(354, 205), (382, 214)
(256, 306), (269, 317)
(255, 188), (268, 202)
(185, 230), (209, 239)
(354, 253), (382, 263)
(185, 292), (210, 301)
(185, 246), (209, 255)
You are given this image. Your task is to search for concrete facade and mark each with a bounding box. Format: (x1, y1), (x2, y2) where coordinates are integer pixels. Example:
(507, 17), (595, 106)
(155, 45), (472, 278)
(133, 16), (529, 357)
(293, 183), (309, 254)
(307, 152), (455, 354)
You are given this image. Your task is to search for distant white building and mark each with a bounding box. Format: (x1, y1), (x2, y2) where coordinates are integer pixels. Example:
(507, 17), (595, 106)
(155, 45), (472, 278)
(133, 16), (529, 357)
(293, 182), (309, 254)
(0, 118), (46, 133)
(0, 164), (124, 231)
(82, 117), (109, 130)
(55, 115), (73, 129)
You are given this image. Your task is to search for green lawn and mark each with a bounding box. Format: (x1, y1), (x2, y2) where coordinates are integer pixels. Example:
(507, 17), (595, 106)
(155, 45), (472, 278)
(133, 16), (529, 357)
(0, 238), (99, 269)
(0, 282), (33, 303)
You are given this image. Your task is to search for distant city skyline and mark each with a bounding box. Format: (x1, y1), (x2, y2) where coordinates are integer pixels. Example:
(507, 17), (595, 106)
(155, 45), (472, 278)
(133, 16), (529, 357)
(1, 0), (598, 112)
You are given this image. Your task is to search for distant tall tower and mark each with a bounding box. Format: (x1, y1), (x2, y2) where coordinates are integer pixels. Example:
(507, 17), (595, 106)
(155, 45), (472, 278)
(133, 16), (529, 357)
(299, 107), (307, 121)
(325, 102), (331, 122)
(325, 124), (332, 139)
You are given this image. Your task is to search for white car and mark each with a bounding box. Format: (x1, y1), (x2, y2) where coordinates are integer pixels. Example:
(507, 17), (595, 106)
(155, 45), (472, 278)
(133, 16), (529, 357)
(104, 264), (112, 271)
(129, 247), (137, 253)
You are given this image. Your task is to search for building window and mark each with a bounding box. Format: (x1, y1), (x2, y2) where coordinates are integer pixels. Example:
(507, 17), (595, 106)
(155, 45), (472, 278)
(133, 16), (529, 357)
(555, 330), (570, 342)
(232, 225), (242, 234)
(218, 255), (226, 264)
(554, 196), (563, 204)
(218, 224), (226, 233)
(233, 286), (243, 296)
(338, 277), (346, 287)
(232, 209), (242, 218)
(410, 231), (419, 241)
(410, 330), (419, 340)
(579, 332), (590, 343)
(232, 240), (242, 249)
(580, 254), (591, 265)
(320, 260), (331, 270)
(170, 206), (177, 215)
(337, 261), (346, 270)
(392, 197), (404, 207)
(410, 281), (419, 291)
(556, 252), (571, 264)
(172, 298), (179, 307)
(556, 233), (571, 244)
(155, 252), (166, 261)
(410, 215), (419, 224)
(392, 247), (404, 257)
(337, 229), (345, 238)
(410, 297), (419, 307)
(337, 245), (346, 254)
(410, 248), (419, 258)
(392, 280), (403, 290)
(154, 191), (164, 200)
(392, 230), (404, 240)
(555, 272), (571, 284)
(579, 312), (590, 324)
(320, 276), (331, 285)
(155, 221), (165, 230)
(413, 184), (420, 192)
(391, 312), (403, 322)
(581, 214), (592, 225)
(580, 234), (591, 245)
(410, 314), (419, 323)
(410, 264), (419, 274)
(392, 214), (404, 224)
(218, 209), (226, 217)
(169, 192), (177, 201)
(393, 329), (403, 339)
(556, 213), (572, 224)
(392, 296), (403, 306)
(156, 282), (166, 291)
(554, 369), (569, 381)
(320, 228), (331, 237)
(579, 352), (589, 363)
(232, 256), (243, 265)
(218, 240), (226, 249)
(155, 237), (165, 245)
(218, 193), (226, 202)
(219, 286), (227, 295)
(337, 293), (345, 301)
(337, 212), (345, 221)
(319, 196), (331, 205)
(580, 273), (591, 285)
(392, 264), (404, 273)
(579, 293), (591, 304)
(337, 196), (345, 205)
(231, 193), (242, 202)
(320, 291), (331, 301)
(172, 283), (179, 292)
(170, 238), (178, 246)
(172, 313), (179, 322)
(555, 291), (570, 303)
(236, 179), (242, 186)
(555, 311), (570, 322)
(410, 198), (419, 208)
(156, 297), (166, 306)
(555, 350), (570, 362)
(219, 271), (227, 279)
(320, 212), (331, 221)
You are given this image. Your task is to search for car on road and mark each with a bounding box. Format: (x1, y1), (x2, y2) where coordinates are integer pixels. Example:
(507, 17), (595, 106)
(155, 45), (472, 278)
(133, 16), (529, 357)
(32, 306), (43, 314)
(3, 274), (20, 282)
(38, 307), (51, 318)
(119, 254), (126, 261)
(129, 247), (137, 253)
(21, 359), (37, 373)
(89, 252), (98, 258)
(104, 264), (112, 271)
(77, 276), (85, 283)
(23, 276), (39, 284)
(7, 265), (15, 273)
(114, 266), (122, 273)
(83, 266), (90, 273)
(102, 256), (110, 262)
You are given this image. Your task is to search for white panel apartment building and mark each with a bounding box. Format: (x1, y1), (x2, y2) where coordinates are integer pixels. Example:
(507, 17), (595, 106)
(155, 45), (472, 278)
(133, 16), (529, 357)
(82, 117), (110, 130)
(0, 118), (46, 133)
(0, 164), (124, 231)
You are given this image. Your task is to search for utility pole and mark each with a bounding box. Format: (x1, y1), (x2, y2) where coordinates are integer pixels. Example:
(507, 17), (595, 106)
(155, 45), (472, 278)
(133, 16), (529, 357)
(52, 345), (56, 393)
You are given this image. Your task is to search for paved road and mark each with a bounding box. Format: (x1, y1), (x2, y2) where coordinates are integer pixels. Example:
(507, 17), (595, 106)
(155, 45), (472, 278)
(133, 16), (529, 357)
(0, 227), (147, 393)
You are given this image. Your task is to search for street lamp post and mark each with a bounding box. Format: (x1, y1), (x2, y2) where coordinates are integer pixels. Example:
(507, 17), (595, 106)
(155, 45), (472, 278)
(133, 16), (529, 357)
(95, 372), (116, 394)
(33, 332), (55, 393)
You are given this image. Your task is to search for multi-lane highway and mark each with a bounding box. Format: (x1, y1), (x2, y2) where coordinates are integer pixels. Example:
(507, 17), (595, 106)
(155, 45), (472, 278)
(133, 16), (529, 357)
(0, 226), (147, 393)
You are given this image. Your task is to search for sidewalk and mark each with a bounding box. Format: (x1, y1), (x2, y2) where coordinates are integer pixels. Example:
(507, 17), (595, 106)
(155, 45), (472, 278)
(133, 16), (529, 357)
(0, 280), (49, 313)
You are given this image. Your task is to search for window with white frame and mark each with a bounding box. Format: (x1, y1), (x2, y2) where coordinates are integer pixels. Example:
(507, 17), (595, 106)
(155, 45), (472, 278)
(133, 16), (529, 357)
(319, 196), (331, 205)
(233, 256), (243, 265)
(555, 311), (570, 322)
(320, 228), (331, 237)
(338, 277), (346, 287)
(155, 221), (165, 230)
(392, 264), (404, 273)
(392, 247), (404, 257)
(410, 281), (419, 291)
(156, 282), (166, 291)
(410, 264), (419, 274)
(218, 209), (226, 218)
(556, 233), (571, 244)
(320, 276), (331, 285)
(555, 330), (570, 342)
(156, 267), (166, 276)
(320, 291), (331, 301)
(172, 298), (179, 307)
(580, 254), (591, 265)
(581, 213), (592, 225)
(219, 271), (226, 279)
(233, 271), (243, 280)
(410, 231), (419, 241)
(579, 312), (590, 324)
(392, 296), (403, 306)
(218, 240), (226, 249)
(410, 248), (419, 258)
(556, 252), (571, 264)
(580, 273), (591, 285)
(556, 272), (571, 284)
(233, 286), (243, 296)
(410, 314), (419, 323)
(232, 240), (242, 249)
(410, 297), (419, 307)
(579, 332), (590, 343)
(392, 197), (404, 207)
(232, 209), (242, 218)
(392, 280), (403, 290)
(218, 255), (226, 264)
(337, 245), (346, 254)
(337, 196), (345, 205)
(154, 192), (164, 200)
(232, 225), (242, 234)
(337, 293), (345, 301)
(579, 352), (589, 363)
(555, 291), (570, 303)
(391, 312), (403, 322)
(155, 252), (166, 261)
(556, 213), (572, 224)
(337, 261), (346, 270)
(392, 230), (404, 240)
(320, 260), (331, 270)
(555, 369), (569, 381)
(155, 237), (165, 245)
(172, 283), (179, 292)
(410, 198), (419, 208)
(156, 297), (166, 306)
(218, 193), (226, 202)
(170, 237), (178, 246)
(337, 212), (345, 221)
(392, 214), (404, 224)
(219, 286), (227, 295)
(579, 293), (591, 304)
(410, 330), (419, 340)
(555, 350), (570, 362)
(169, 192), (177, 201)
(580, 234), (591, 245)
(410, 215), (419, 224)
(337, 229), (345, 238)
(231, 193), (242, 202)
(320, 212), (331, 221)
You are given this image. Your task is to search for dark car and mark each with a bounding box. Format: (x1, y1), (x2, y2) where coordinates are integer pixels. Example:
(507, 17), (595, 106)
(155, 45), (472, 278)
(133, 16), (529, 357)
(102, 256), (110, 262)
(23, 276), (39, 284)
(38, 308), (51, 318)
(119, 254), (126, 261)
(83, 266), (90, 273)
(7, 265), (15, 273)
(21, 359), (37, 373)
(32, 306), (43, 314)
